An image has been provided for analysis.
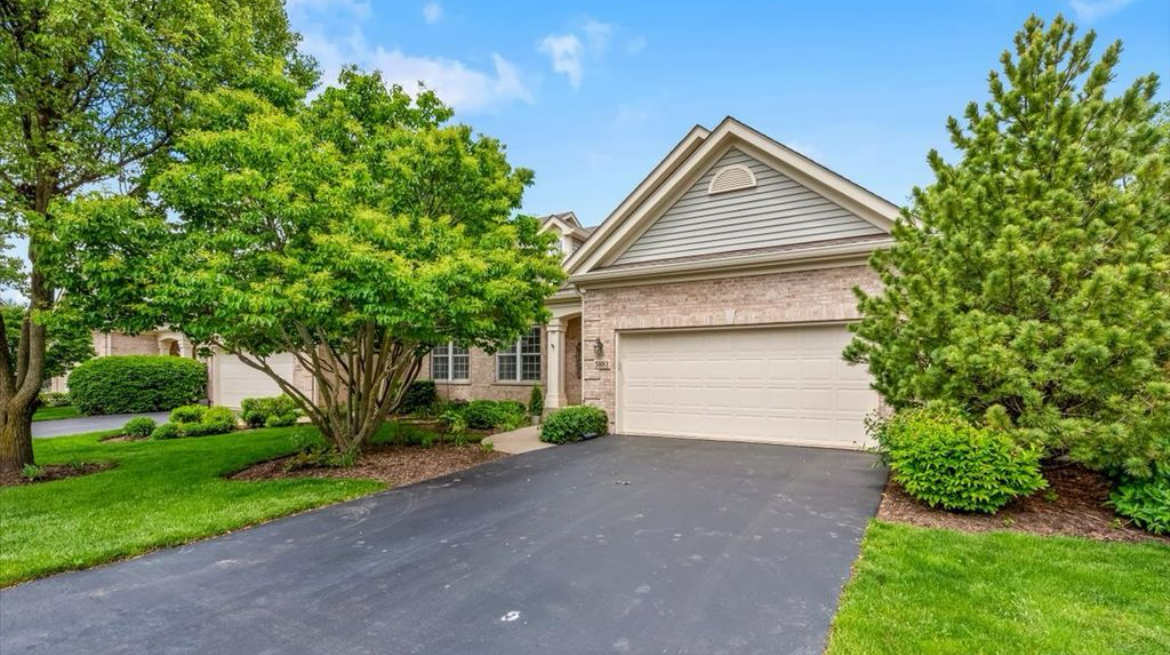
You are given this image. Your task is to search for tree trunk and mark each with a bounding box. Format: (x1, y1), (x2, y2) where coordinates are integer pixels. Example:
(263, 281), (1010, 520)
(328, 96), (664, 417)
(0, 401), (36, 476)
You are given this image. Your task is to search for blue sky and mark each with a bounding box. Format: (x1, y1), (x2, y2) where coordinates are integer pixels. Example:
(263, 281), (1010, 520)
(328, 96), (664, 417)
(288, 0), (1170, 225)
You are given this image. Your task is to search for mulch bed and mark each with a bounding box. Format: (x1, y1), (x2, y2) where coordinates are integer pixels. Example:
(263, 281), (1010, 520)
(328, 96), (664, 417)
(878, 462), (1168, 544)
(230, 442), (506, 487)
(0, 462), (115, 487)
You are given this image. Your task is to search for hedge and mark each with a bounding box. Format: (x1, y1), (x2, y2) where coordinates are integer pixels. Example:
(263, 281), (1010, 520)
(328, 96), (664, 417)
(67, 355), (206, 415)
(540, 406), (609, 444)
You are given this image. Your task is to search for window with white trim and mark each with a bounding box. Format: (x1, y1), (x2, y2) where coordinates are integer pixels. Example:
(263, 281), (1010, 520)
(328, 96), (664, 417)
(497, 327), (541, 382)
(431, 342), (469, 381)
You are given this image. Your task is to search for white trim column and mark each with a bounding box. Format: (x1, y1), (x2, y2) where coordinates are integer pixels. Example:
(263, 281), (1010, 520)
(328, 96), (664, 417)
(545, 318), (566, 410)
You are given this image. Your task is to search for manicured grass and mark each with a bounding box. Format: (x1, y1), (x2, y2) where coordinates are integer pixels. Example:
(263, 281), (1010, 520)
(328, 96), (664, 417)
(0, 426), (385, 587)
(827, 521), (1170, 655)
(31, 405), (81, 422)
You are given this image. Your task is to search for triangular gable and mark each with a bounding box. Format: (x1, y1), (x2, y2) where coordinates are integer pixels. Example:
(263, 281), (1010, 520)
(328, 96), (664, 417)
(567, 117), (899, 278)
(611, 147), (885, 266)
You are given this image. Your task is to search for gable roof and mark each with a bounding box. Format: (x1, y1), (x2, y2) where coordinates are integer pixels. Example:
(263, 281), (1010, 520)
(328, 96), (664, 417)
(565, 117), (900, 282)
(538, 211), (590, 239)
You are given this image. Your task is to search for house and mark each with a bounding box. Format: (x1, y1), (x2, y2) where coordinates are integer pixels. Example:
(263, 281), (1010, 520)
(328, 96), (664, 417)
(62, 117), (895, 448)
(420, 117), (898, 448)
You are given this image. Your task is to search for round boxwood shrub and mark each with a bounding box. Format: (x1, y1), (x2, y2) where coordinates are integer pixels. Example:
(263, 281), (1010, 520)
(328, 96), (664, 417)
(122, 417), (157, 438)
(169, 404), (207, 425)
(397, 380), (437, 416)
(151, 422), (181, 440)
(240, 395), (300, 428)
(872, 405), (1047, 513)
(68, 355), (206, 415)
(540, 406), (609, 444)
(1110, 472), (1170, 535)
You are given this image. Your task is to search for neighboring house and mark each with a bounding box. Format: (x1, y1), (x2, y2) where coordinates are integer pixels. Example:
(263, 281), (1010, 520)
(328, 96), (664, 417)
(46, 328), (198, 393)
(421, 117), (898, 449)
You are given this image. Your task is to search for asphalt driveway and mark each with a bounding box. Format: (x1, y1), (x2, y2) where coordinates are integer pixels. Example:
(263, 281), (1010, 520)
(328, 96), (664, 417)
(32, 411), (171, 438)
(0, 436), (886, 655)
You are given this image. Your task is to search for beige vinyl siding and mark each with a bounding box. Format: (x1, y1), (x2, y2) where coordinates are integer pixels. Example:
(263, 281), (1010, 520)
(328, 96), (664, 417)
(612, 148), (884, 266)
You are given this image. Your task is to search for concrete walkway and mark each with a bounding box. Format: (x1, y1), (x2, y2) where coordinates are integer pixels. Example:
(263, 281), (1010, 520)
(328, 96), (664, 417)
(483, 424), (553, 454)
(33, 412), (171, 439)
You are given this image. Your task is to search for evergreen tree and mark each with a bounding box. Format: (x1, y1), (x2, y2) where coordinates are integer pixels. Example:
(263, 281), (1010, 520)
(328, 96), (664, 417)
(844, 15), (1170, 478)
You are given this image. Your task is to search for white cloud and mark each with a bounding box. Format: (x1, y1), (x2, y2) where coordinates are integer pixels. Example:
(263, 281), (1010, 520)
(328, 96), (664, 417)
(538, 33), (585, 88)
(581, 18), (614, 56)
(422, 2), (443, 24)
(300, 28), (532, 112)
(1069, 0), (1137, 22)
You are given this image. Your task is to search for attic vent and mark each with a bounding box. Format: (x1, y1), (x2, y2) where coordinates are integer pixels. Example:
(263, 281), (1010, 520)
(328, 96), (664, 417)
(707, 164), (757, 195)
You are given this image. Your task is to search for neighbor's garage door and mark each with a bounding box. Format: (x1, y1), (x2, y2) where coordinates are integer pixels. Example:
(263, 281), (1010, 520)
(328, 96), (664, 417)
(212, 352), (295, 408)
(618, 325), (879, 448)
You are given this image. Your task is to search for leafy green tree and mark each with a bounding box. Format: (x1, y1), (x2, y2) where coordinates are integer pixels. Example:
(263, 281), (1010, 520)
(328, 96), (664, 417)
(844, 15), (1170, 478)
(0, 0), (311, 472)
(57, 69), (565, 455)
(1, 302), (94, 381)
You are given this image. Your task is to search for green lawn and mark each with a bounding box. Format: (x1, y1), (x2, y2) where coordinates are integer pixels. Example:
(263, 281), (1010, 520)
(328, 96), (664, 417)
(0, 426), (384, 587)
(31, 405), (81, 421)
(827, 521), (1170, 655)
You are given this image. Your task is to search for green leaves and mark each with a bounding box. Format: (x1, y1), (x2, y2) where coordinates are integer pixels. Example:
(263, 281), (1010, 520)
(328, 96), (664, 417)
(846, 15), (1170, 478)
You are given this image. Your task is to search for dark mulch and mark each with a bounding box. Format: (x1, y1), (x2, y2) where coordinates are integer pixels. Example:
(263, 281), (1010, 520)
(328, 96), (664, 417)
(878, 463), (1169, 544)
(0, 462), (115, 487)
(230, 442), (505, 487)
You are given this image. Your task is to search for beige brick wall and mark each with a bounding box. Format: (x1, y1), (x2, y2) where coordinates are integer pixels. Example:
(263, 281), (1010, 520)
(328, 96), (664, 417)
(95, 331), (160, 356)
(580, 265), (880, 427)
(422, 330), (547, 406)
(564, 316), (582, 405)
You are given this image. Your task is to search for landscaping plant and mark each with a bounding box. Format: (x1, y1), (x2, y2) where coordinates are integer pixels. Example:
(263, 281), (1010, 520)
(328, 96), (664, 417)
(122, 417), (157, 439)
(0, 0), (313, 475)
(540, 406), (609, 445)
(37, 392), (71, 409)
(240, 396), (300, 428)
(528, 385), (544, 419)
(843, 15), (1170, 480)
(398, 381), (438, 416)
(871, 405), (1047, 513)
(67, 356), (206, 415)
(1109, 471), (1170, 536)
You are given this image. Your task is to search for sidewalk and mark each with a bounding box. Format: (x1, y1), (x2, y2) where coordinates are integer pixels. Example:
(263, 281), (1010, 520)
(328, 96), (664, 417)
(483, 425), (553, 454)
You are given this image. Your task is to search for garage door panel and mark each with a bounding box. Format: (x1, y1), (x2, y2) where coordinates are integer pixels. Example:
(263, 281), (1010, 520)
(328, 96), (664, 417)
(619, 325), (879, 447)
(214, 353), (295, 409)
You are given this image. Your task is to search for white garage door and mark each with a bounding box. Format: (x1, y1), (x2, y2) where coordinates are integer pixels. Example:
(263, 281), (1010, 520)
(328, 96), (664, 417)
(213, 352), (295, 409)
(618, 325), (879, 448)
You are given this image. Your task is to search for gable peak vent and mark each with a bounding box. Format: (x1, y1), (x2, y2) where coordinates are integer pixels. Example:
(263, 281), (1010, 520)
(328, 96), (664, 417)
(707, 164), (757, 195)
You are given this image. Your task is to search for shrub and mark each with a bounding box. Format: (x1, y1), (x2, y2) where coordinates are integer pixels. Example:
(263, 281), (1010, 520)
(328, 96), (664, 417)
(150, 422), (181, 440)
(199, 406), (237, 433)
(398, 380), (437, 416)
(528, 385), (544, 417)
(1110, 473), (1170, 536)
(122, 417), (157, 438)
(540, 406), (609, 444)
(169, 404), (207, 425)
(872, 406), (1047, 513)
(38, 391), (71, 408)
(240, 395), (300, 428)
(68, 355), (206, 415)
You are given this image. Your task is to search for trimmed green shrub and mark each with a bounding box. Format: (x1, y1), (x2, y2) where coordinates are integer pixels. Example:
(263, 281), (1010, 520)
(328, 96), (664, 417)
(872, 406), (1047, 513)
(240, 395), (299, 428)
(122, 417), (157, 438)
(528, 385), (544, 417)
(68, 355), (205, 415)
(38, 391), (72, 408)
(462, 399), (526, 431)
(199, 406), (237, 433)
(540, 406), (609, 444)
(150, 422), (181, 440)
(398, 380), (437, 416)
(1110, 473), (1170, 536)
(169, 404), (207, 425)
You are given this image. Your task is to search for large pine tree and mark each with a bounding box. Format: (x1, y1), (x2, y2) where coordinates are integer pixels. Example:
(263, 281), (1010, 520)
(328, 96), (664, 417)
(844, 15), (1169, 478)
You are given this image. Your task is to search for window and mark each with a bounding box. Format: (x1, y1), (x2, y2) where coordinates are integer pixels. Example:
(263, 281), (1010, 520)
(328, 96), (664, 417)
(431, 342), (469, 381)
(497, 327), (541, 382)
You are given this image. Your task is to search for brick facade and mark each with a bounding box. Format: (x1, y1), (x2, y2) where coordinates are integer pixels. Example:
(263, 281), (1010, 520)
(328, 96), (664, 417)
(422, 328), (548, 405)
(579, 265), (880, 427)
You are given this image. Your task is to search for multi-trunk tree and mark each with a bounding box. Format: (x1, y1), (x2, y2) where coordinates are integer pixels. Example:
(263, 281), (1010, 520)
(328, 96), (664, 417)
(54, 69), (566, 455)
(845, 15), (1170, 478)
(0, 0), (313, 473)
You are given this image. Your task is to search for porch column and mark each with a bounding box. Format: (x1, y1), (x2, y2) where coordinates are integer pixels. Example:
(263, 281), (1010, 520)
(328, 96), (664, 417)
(545, 319), (565, 410)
